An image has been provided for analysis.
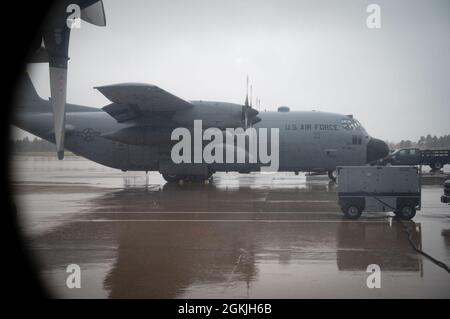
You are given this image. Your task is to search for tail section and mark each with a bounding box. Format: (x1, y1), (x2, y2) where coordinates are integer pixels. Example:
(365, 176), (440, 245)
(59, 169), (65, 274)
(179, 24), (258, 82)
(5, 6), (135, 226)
(12, 73), (101, 146)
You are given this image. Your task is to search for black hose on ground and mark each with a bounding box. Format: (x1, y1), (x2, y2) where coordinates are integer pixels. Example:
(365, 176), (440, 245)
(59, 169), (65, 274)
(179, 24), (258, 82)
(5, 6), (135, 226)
(362, 192), (450, 274)
(399, 220), (450, 274)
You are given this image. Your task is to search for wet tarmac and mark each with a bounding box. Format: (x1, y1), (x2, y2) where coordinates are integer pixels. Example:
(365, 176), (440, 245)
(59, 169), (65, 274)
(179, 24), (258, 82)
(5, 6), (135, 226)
(11, 156), (450, 298)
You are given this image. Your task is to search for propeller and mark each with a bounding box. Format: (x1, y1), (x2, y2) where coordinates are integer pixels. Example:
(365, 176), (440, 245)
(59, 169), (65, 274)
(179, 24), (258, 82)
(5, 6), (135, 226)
(241, 76), (259, 129)
(28, 0), (106, 160)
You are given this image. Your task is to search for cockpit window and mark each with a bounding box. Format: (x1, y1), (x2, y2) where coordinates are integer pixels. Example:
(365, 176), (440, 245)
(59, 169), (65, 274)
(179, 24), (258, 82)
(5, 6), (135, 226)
(341, 118), (362, 130)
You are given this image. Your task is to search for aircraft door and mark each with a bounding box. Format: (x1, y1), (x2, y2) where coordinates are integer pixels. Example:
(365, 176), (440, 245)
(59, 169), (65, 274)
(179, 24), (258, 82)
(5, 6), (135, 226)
(340, 134), (365, 165)
(317, 134), (340, 170)
(279, 122), (304, 170)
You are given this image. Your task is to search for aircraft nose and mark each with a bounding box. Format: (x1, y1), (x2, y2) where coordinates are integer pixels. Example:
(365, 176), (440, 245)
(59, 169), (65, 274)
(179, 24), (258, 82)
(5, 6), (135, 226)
(366, 138), (389, 163)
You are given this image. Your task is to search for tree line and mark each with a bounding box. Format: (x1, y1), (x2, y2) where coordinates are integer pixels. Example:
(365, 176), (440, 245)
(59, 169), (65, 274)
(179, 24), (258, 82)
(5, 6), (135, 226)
(11, 137), (56, 152)
(386, 134), (450, 150)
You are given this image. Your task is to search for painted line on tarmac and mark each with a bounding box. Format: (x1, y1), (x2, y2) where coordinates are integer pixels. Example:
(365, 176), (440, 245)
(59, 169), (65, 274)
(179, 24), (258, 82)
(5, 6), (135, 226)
(55, 219), (400, 223)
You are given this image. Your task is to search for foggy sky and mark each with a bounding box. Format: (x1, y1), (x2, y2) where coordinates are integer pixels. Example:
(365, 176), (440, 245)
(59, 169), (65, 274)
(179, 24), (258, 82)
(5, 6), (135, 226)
(17, 0), (450, 142)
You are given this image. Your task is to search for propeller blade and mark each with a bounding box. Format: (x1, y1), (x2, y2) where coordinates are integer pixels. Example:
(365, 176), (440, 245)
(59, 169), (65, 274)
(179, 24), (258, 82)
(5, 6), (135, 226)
(241, 76), (260, 129)
(244, 75), (249, 107)
(242, 75), (249, 128)
(81, 0), (106, 26)
(245, 110), (248, 129)
(49, 66), (67, 160)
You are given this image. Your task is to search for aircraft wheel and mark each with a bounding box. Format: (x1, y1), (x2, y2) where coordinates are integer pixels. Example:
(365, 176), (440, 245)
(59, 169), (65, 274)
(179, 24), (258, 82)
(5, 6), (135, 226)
(341, 204), (362, 219)
(190, 175), (204, 183)
(163, 172), (213, 183)
(183, 174), (211, 183)
(395, 205), (416, 220)
(162, 173), (182, 183)
(327, 169), (337, 182)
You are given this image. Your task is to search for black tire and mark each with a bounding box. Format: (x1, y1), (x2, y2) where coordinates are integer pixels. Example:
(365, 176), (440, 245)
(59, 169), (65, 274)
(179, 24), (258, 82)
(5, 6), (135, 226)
(395, 205), (416, 220)
(183, 173), (213, 183)
(185, 175), (202, 183)
(162, 173), (182, 183)
(341, 204), (363, 219)
(431, 161), (443, 171)
(328, 169), (337, 182)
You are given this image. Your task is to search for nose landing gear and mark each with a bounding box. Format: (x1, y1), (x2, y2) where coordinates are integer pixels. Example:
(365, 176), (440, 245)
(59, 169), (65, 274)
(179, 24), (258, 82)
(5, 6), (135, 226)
(328, 169), (337, 182)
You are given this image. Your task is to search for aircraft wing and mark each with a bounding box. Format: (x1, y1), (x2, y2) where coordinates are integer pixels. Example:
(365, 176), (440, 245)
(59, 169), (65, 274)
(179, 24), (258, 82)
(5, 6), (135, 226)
(95, 83), (193, 122)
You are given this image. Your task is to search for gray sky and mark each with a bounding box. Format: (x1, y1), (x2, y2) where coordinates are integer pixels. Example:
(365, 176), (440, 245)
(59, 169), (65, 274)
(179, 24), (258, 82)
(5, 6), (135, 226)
(17, 0), (450, 142)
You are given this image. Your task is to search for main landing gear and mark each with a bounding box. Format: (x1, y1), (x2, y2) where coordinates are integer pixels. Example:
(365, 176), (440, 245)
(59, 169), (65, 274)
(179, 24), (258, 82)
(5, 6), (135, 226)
(162, 172), (213, 183)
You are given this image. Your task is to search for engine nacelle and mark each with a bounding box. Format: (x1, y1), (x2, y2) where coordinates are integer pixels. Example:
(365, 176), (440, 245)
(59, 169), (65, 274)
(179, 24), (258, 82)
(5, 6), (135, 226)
(173, 101), (259, 129)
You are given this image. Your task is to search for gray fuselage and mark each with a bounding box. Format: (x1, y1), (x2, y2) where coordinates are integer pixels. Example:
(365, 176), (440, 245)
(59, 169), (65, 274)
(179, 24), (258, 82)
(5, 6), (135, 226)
(14, 97), (387, 174)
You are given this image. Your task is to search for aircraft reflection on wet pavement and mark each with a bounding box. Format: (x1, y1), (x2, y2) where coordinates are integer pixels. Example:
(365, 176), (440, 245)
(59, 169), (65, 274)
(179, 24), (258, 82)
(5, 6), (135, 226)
(30, 179), (433, 298)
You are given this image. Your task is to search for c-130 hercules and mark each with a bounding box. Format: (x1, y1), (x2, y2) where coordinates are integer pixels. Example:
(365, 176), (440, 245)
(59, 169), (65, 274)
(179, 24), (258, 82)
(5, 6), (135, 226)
(13, 74), (389, 182)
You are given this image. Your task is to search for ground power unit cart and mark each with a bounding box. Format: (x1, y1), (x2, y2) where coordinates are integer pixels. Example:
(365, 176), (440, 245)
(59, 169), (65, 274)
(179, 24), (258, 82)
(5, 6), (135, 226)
(336, 166), (421, 220)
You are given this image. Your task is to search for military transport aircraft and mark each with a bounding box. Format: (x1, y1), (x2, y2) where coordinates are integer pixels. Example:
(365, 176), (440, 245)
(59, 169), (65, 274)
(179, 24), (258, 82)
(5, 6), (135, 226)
(12, 74), (389, 182)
